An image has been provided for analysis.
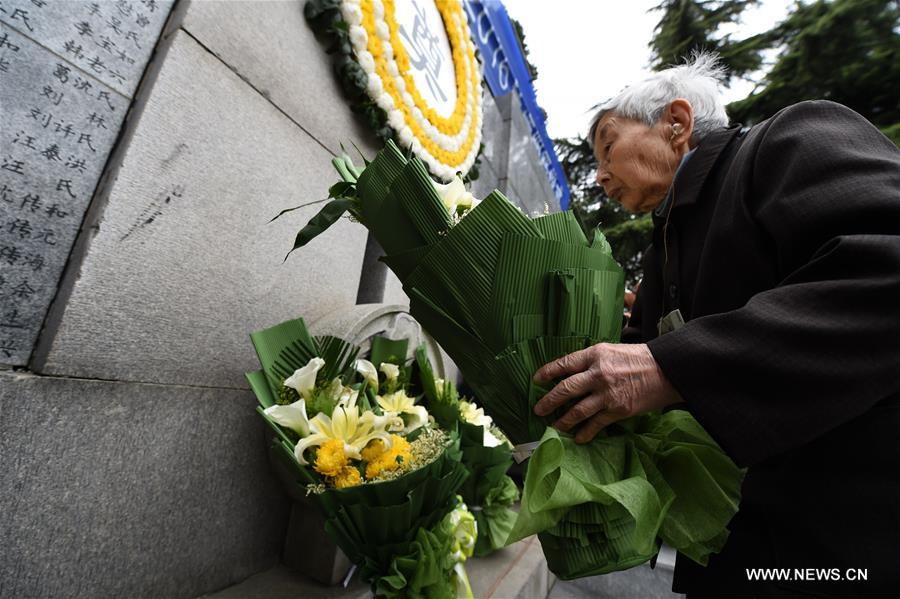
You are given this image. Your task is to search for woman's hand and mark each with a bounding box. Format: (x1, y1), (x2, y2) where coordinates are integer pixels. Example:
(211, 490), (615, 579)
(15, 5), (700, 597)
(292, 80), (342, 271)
(533, 343), (683, 443)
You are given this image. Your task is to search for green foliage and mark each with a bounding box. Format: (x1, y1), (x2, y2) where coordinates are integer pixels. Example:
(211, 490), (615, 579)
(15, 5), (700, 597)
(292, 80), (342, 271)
(727, 0), (900, 128)
(603, 216), (655, 287)
(650, 0), (768, 82)
(880, 122), (900, 146)
(510, 17), (540, 81)
(557, 0), (898, 288)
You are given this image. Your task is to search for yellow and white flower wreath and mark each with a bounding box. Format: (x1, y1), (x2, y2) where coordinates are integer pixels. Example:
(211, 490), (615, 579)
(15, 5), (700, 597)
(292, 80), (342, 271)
(341, 0), (484, 181)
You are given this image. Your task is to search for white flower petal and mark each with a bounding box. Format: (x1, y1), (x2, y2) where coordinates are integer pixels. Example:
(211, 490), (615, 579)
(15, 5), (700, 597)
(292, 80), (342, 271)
(339, 387), (359, 409)
(483, 428), (504, 447)
(379, 362), (400, 381)
(283, 357), (325, 398)
(403, 405), (428, 434)
(354, 359), (379, 389)
(264, 399), (311, 437)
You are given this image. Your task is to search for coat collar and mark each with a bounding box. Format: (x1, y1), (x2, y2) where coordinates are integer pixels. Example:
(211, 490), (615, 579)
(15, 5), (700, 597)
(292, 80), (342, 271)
(653, 125), (743, 221)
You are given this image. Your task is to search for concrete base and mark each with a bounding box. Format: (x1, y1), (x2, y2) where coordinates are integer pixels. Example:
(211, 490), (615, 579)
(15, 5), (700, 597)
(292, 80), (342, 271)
(204, 536), (554, 599)
(548, 563), (684, 599)
(0, 371), (289, 599)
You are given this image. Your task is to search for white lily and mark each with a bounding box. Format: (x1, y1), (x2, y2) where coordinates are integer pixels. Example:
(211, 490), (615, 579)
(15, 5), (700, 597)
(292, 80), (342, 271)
(433, 176), (480, 216)
(459, 399), (492, 428)
(294, 405), (392, 465)
(320, 376), (359, 409)
(339, 385), (359, 409)
(284, 357), (325, 400)
(379, 362), (400, 382)
(354, 359), (379, 389)
(459, 400), (503, 447)
(434, 378), (446, 399)
(377, 390), (428, 434)
(264, 399), (310, 437)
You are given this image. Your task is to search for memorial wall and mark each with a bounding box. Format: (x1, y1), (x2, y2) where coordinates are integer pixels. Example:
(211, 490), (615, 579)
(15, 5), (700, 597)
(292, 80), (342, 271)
(1, 1), (561, 596)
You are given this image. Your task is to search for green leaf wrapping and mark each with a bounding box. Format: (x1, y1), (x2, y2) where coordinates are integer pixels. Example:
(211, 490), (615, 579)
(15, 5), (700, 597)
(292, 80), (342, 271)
(321, 438), (469, 580)
(372, 511), (458, 599)
(456, 423), (519, 556)
(473, 475), (519, 556)
(370, 336), (409, 370)
(284, 142), (744, 579)
(507, 413), (742, 579)
(246, 317), (470, 592)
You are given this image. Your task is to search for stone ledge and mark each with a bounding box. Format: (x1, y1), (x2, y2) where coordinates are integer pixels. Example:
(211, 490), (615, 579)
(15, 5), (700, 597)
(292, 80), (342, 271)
(203, 536), (554, 599)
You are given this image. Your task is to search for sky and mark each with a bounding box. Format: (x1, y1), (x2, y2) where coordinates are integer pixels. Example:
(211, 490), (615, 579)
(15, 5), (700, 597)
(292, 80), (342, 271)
(501, 0), (796, 140)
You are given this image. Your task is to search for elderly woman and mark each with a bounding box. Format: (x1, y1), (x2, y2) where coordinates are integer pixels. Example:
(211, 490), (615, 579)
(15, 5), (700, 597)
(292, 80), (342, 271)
(533, 54), (900, 598)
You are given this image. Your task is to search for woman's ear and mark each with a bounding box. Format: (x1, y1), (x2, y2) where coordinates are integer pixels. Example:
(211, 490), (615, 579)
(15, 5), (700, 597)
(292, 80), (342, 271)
(667, 98), (694, 147)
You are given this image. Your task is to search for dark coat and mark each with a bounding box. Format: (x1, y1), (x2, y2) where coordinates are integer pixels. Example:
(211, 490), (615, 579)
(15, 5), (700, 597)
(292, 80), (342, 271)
(624, 101), (900, 598)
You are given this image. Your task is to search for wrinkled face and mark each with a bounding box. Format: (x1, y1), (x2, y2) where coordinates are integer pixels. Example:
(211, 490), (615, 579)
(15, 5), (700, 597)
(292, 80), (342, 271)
(593, 113), (682, 214)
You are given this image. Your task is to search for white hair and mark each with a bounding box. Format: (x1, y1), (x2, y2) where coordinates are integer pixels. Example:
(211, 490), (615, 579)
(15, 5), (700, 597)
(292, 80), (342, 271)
(589, 52), (728, 146)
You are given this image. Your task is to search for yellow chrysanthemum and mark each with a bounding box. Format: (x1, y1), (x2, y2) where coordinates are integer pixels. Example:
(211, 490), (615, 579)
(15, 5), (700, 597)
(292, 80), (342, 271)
(365, 434), (412, 480)
(361, 438), (387, 462)
(314, 438), (349, 477)
(333, 466), (362, 489)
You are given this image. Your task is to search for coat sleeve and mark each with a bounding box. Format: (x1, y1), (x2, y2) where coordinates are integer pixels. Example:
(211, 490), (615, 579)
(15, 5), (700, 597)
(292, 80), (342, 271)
(648, 101), (900, 467)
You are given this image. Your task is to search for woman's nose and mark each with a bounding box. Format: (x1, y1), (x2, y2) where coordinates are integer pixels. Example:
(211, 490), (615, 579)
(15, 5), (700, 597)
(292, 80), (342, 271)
(596, 168), (610, 186)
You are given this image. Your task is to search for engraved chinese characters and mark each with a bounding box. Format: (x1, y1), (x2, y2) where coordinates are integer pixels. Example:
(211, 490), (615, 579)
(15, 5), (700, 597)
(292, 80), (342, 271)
(0, 0), (173, 364)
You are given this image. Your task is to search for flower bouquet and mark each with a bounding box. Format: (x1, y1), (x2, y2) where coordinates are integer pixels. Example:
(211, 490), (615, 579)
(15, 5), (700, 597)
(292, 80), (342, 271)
(246, 317), (475, 597)
(277, 141), (744, 579)
(367, 334), (520, 557)
(416, 350), (520, 557)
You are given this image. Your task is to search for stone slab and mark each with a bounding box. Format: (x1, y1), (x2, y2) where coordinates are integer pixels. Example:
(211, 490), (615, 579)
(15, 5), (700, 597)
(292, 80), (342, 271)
(468, 149), (501, 203)
(382, 263), (409, 307)
(36, 31), (369, 388)
(309, 302), (449, 378)
(181, 0), (380, 158)
(0, 0), (171, 365)
(0, 370), (290, 599)
(0, 0), (173, 97)
(507, 98), (557, 216)
(205, 536), (552, 599)
(547, 563), (683, 599)
(479, 87), (510, 173)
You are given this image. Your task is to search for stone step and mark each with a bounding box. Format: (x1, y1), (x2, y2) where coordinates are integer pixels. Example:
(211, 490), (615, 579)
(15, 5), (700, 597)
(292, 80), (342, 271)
(202, 536), (554, 599)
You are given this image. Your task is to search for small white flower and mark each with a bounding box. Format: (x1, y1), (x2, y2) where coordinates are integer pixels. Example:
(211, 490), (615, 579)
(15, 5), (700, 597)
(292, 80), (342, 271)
(459, 399), (492, 428)
(338, 386), (359, 409)
(387, 110), (405, 131)
(459, 400), (505, 447)
(366, 74), (384, 97)
(349, 26), (367, 47)
(358, 51), (375, 73)
(377, 390), (428, 434)
(434, 176), (479, 216)
(353, 359), (379, 389)
(342, 4), (363, 25)
(379, 362), (400, 381)
(283, 357), (325, 400)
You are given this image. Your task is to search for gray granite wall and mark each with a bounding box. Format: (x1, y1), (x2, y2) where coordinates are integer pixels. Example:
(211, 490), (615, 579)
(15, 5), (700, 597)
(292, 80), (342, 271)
(2, 1), (559, 597)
